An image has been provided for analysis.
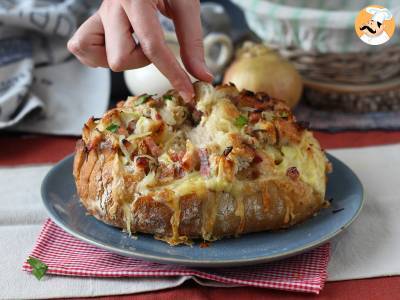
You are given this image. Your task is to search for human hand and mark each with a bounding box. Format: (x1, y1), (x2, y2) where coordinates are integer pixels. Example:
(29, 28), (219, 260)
(67, 0), (213, 102)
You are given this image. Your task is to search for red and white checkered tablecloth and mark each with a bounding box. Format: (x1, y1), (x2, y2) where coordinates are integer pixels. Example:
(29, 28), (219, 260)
(23, 219), (330, 294)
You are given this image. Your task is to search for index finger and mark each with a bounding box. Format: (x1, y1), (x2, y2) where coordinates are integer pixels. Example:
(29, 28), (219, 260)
(120, 0), (194, 102)
(169, 0), (213, 83)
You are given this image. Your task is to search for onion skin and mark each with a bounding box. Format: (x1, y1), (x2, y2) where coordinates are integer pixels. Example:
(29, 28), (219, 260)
(223, 44), (303, 108)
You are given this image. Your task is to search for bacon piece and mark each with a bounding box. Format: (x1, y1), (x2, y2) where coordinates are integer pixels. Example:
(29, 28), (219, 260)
(198, 148), (210, 177)
(157, 164), (175, 183)
(137, 140), (149, 155)
(252, 154), (263, 164)
(155, 113), (162, 120)
(235, 90), (271, 110)
(255, 92), (271, 102)
(159, 165), (174, 178)
(249, 112), (261, 123)
(127, 120), (136, 134)
(157, 162), (187, 182)
(174, 165), (186, 179)
(136, 157), (149, 174)
(286, 166), (300, 180)
(144, 137), (161, 157)
(168, 150), (185, 162)
(191, 109), (203, 124)
(147, 99), (162, 108)
(117, 126), (129, 136)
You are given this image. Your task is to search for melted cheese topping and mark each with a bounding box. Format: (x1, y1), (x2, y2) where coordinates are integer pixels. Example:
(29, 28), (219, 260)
(92, 83), (328, 245)
(276, 131), (327, 196)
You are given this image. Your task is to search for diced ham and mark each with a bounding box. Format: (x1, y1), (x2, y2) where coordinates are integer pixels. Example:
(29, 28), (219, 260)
(198, 148), (210, 177)
(234, 90), (272, 111)
(158, 164), (175, 183)
(286, 166), (300, 180)
(168, 150), (185, 162)
(137, 140), (150, 155)
(127, 120), (136, 133)
(252, 154), (263, 164)
(144, 137), (161, 157)
(249, 112), (261, 123)
(117, 126), (129, 136)
(191, 109), (203, 124)
(157, 163), (186, 182)
(174, 165), (186, 179)
(135, 157), (149, 174)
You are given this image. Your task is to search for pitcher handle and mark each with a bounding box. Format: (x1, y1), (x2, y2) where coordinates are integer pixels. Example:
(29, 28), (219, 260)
(203, 33), (234, 75)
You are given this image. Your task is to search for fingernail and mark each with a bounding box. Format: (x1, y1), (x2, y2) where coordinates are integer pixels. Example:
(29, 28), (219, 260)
(200, 61), (214, 82)
(204, 69), (214, 82)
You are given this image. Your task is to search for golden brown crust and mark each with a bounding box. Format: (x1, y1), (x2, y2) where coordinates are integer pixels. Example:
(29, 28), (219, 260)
(74, 145), (322, 238)
(73, 82), (330, 245)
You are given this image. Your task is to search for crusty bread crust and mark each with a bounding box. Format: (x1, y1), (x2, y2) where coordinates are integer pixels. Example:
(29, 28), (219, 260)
(73, 82), (330, 245)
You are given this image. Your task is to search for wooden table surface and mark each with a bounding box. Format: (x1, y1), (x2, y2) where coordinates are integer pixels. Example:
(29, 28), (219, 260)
(3, 130), (400, 299)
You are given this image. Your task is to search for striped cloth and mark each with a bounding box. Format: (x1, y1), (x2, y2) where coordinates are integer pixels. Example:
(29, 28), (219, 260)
(23, 219), (330, 294)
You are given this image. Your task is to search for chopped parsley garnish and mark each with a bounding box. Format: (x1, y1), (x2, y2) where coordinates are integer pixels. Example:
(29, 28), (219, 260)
(27, 256), (48, 280)
(106, 123), (119, 133)
(135, 94), (154, 106)
(163, 94), (173, 101)
(234, 115), (248, 128)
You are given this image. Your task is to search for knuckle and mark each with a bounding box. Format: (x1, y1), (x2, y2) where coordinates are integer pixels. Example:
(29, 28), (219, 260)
(170, 76), (189, 91)
(67, 37), (87, 54)
(140, 39), (162, 58)
(108, 55), (126, 72)
(190, 37), (204, 50)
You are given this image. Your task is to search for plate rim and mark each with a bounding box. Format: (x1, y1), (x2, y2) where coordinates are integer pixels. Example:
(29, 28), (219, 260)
(41, 153), (365, 267)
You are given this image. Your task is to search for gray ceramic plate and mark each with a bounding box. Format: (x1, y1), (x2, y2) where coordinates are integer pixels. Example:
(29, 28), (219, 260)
(42, 153), (364, 267)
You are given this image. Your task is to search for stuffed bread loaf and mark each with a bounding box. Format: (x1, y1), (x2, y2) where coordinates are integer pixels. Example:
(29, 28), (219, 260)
(73, 82), (331, 245)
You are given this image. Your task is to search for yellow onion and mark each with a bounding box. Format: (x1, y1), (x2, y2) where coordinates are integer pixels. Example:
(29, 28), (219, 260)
(223, 42), (303, 108)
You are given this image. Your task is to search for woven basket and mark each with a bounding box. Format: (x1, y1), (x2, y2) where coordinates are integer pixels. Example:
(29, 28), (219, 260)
(232, 0), (400, 112)
(302, 77), (400, 112)
(272, 45), (400, 85)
